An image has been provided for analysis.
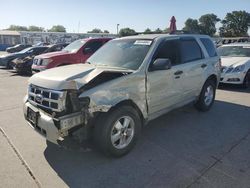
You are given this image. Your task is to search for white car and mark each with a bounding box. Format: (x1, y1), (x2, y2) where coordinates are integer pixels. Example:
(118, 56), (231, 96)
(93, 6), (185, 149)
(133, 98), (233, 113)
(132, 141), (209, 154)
(218, 43), (250, 88)
(23, 34), (220, 157)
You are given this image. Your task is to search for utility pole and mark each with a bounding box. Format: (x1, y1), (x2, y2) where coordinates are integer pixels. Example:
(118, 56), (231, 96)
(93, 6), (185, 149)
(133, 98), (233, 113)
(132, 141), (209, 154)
(117, 24), (120, 36)
(78, 21), (80, 33)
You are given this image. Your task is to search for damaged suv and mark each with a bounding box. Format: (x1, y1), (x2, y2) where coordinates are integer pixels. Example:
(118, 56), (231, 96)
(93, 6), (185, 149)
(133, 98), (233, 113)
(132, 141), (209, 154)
(23, 34), (220, 157)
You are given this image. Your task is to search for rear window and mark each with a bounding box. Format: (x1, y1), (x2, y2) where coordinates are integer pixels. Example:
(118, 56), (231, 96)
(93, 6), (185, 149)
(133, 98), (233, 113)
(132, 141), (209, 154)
(200, 38), (217, 57)
(180, 39), (203, 63)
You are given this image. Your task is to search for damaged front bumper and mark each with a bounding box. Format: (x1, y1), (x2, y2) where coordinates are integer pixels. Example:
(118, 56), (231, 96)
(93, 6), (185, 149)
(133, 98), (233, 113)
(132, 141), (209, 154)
(23, 101), (85, 144)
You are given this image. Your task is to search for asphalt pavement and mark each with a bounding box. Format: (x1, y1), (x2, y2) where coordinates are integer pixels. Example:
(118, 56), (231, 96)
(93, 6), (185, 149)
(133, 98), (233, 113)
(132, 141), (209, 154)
(0, 67), (250, 188)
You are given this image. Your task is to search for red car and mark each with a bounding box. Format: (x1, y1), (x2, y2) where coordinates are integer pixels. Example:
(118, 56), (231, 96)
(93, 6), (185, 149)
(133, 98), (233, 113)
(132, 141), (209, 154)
(32, 37), (112, 72)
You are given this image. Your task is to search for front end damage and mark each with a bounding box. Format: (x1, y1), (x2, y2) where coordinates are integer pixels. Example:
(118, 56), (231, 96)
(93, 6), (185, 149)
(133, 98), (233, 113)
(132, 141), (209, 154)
(23, 65), (136, 144)
(23, 93), (94, 144)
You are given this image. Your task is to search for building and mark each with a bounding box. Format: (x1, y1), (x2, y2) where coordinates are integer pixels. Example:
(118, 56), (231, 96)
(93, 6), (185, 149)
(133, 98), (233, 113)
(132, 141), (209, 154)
(0, 30), (116, 51)
(0, 30), (21, 50)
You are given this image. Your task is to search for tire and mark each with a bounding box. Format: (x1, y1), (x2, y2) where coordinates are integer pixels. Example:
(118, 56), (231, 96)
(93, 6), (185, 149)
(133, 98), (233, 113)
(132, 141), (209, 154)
(6, 61), (13, 69)
(242, 70), (250, 89)
(195, 79), (216, 112)
(94, 105), (141, 157)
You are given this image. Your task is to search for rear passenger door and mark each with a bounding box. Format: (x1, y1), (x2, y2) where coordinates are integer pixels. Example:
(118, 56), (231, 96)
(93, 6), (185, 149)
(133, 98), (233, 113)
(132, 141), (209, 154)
(178, 37), (206, 100)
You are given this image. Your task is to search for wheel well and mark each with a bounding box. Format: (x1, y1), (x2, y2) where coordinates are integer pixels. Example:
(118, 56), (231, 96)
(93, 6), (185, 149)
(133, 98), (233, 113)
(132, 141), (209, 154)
(111, 100), (145, 126)
(207, 74), (217, 85)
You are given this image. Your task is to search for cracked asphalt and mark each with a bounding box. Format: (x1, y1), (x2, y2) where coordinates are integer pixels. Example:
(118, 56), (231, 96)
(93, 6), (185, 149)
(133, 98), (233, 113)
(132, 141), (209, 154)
(0, 67), (250, 188)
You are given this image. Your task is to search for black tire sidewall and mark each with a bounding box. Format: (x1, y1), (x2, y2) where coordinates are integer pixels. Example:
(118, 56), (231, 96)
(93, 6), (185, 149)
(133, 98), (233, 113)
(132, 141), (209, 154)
(196, 80), (216, 111)
(243, 70), (250, 89)
(94, 106), (141, 157)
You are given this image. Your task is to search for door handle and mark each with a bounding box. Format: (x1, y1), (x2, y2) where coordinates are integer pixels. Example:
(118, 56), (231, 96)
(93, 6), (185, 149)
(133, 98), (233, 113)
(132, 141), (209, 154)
(201, 64), (207, 68)
(174, 70), (183, 75)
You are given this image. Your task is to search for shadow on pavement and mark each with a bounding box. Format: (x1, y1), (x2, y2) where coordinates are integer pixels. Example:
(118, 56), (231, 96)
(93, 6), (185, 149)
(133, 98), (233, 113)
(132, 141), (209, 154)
(44, 100), (250, 188)
(218, 83), (250, 93)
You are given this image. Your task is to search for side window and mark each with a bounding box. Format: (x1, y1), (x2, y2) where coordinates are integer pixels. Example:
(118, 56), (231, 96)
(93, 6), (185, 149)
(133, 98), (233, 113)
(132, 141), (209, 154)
(200, 38), (217, 57)
(34, 48), (46, 55)
(180, 39), (203, 63)
(153, 39), (180, 66)
(83, 41), (103, 54)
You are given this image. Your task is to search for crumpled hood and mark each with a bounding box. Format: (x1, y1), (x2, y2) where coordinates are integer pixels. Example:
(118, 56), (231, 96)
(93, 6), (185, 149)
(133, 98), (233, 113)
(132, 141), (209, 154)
(221, 56), (250, 67)
(29, 64), (133, 90)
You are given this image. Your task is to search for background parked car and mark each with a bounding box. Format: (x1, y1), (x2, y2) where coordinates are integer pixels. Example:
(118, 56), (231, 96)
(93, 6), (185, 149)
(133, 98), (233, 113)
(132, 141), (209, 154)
(43, 43), (69, 53)
(6, 44), (32, 53)
(32, 38), (112, 73)
(13, 43), (68, 74)
(218, 43), (250, 88)
(0, 46), (48, 69)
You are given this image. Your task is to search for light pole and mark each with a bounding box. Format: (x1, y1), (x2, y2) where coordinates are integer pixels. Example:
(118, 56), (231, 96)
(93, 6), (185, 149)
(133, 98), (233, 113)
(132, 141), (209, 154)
(117, 24), (120, 36)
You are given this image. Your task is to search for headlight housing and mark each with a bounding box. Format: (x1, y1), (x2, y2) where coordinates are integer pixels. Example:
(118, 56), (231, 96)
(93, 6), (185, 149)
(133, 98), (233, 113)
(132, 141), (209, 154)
(232, 65), (245, 73)
(41, 58), (53, 66)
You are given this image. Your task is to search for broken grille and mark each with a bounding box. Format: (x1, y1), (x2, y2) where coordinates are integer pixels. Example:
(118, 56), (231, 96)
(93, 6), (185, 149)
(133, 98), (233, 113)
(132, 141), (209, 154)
(28, 85), (66, 112)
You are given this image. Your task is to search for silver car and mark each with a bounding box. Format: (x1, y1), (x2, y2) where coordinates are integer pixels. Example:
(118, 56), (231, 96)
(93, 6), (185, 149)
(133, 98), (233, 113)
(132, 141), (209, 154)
(218, 43), (250, 88)
(23, 34), (220, 157)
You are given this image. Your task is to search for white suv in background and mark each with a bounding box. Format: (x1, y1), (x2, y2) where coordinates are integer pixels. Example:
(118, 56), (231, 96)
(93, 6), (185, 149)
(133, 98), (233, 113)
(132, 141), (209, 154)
(23, 34), (220, 157)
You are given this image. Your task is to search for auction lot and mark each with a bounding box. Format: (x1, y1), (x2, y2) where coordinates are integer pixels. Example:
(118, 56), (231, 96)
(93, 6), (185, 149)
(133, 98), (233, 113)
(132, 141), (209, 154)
(0, 67), (250, 188)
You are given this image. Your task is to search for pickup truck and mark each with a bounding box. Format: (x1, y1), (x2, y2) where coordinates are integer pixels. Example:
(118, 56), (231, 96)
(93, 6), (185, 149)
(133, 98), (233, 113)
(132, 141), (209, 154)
(23, 34), (220, 157)
(31, 38), (112, 72)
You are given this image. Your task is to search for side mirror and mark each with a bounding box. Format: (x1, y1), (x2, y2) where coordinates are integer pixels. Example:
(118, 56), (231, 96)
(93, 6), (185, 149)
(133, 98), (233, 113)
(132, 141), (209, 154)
(83, 47), (92, 54)
(150, 58), (172, 71)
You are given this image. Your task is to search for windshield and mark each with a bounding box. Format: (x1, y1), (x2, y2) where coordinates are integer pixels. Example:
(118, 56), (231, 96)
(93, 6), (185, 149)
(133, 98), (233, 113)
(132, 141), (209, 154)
(218, 46), (250, 57)
(62, 40), (86, 53)
(18, 47), (33, 53)
(87, 39), (152, 70)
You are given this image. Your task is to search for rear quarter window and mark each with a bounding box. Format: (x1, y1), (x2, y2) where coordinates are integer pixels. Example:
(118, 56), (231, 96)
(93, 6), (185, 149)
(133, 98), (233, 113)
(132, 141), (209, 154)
(180, 39), (203, 63)
(200, 38), (217, 57)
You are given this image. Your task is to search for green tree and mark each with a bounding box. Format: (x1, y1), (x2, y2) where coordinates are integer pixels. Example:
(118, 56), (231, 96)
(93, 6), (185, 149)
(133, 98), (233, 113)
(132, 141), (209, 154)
(7, 25), (28, 31)
(87, 28), (103, 33)
(28, 25), (44, 32)
(48, 25), (66, 32)
(183, 18), (200, 34)
(103, 30), (110, 33)
(219, 11), (250, 37)
(119, 28), (137, 37)
(199, 14), (220, 36)
(144, 28), (152, 34)
(154, 28), (163, 33)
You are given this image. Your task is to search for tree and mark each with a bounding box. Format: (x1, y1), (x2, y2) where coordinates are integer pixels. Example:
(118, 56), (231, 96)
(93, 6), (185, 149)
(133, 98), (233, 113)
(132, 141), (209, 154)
(163, 27), (170, 33)
(183, 18), (200, 34)
(48, 25), (66, 32)
(28, 25), (44, 32)
(119, 28), (137, 37)
(144, 28), (152, 34)
(103, 30), (110, 33)
(199, 14), (220, 36)
(154, 28), (163, 33)
(87, 28), (103, 33)
(219, 11), (250, 37)
(7, 25), (28, 31)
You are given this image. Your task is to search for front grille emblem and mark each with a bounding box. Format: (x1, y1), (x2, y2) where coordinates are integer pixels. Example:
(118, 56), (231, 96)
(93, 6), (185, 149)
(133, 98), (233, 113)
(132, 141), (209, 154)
(35, 94), (43, 103)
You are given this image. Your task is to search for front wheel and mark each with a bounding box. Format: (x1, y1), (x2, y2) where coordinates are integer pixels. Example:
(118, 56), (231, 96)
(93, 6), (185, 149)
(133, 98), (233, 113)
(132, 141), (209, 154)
(242, 70), (250, 89)
(94, 106), (141, 157)
(195, 79), (216, 112)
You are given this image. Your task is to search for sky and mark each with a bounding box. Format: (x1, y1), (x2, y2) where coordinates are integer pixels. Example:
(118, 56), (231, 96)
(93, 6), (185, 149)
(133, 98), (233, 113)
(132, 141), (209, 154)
(1, 0), (250, 34)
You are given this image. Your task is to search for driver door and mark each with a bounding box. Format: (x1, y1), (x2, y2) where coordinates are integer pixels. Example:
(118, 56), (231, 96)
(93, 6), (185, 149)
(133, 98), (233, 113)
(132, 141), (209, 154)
(147, 39), (184, 116)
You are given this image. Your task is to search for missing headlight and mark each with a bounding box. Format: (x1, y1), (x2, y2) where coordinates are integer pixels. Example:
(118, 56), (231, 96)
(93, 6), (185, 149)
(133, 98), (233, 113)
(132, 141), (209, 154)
(68, 90), (90, 113)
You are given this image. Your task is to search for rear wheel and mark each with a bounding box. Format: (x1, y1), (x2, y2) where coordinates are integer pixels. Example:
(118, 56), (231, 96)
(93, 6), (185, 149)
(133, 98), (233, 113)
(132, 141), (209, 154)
(242, 70), (250, 89)
(94, 106), (141, 157)
(195, 79), (216, 111)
